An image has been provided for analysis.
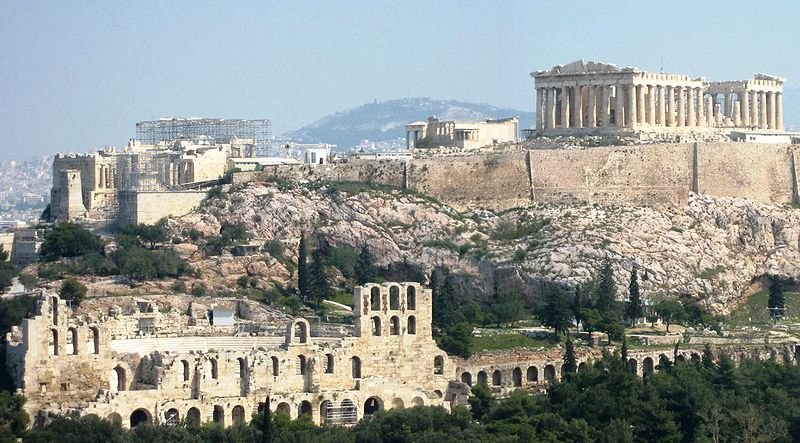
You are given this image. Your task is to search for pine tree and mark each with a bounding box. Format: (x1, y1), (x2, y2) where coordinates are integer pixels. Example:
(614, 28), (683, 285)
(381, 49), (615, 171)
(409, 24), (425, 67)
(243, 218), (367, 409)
(563, 339), (577, 379)
(297, 234), (309, 302)
(354, 243), (376, 285)
(627, 268), (643, 327)
(768, 280), (786, 320)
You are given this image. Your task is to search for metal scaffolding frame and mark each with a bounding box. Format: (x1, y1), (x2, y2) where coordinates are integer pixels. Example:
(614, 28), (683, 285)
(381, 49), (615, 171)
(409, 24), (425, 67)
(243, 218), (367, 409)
(135, 118), (272, 155)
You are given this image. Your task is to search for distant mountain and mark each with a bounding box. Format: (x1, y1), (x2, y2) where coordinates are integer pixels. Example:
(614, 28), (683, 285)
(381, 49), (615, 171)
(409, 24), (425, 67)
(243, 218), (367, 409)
(285, 98), (535, 150)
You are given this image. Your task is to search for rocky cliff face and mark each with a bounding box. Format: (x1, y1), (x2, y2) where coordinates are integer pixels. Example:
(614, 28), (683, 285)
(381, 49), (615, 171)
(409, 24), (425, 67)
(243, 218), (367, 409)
(169, 181), (800, 315)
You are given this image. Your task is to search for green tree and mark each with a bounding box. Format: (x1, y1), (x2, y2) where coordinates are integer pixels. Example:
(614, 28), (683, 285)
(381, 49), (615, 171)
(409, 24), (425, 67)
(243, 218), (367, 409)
(40, 223), (103, 261)
(468, 383), (495, 421)
(626, 268), (643, 327)
(59, 278), (87, 307)
(768, 280), (786, 320)
(535, 288), (573, 335)
(572, 287), (584, 334)
(488, 292), (526, 327)
(297, 234), (309, 302)
(562, 339), (577, 380)
(354, 243), (376, 285)
(308, 246), (333, 305)
(655, 300), (687, 333)
(0, 245), (17, 290)
(580, 308), (601, 338)
(594, 259), (617, 315)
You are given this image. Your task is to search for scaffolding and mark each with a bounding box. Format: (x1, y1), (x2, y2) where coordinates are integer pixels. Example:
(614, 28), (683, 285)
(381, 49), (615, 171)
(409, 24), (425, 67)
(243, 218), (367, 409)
(135, 118), (272, 155)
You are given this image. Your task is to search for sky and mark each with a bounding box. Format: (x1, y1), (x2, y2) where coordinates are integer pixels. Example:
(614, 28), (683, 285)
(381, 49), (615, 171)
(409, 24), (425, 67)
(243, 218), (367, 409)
(1, 0), (799, 159)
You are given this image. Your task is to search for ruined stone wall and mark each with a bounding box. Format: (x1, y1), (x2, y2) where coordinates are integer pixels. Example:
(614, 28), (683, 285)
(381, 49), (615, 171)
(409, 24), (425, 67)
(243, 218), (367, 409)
(697, 143), (794, 202)
(118, 190), (208, 225)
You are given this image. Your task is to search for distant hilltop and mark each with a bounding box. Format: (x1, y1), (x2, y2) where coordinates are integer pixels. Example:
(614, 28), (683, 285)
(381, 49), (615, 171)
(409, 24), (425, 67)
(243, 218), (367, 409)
(284, 98), (535, 150)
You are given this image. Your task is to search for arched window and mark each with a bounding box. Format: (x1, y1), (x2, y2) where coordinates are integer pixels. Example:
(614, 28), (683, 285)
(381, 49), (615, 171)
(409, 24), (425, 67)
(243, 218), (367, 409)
(50, 329), (58, 356)
(210, 358), (218, 379)
(364, 397), (382, 415)
(477, 371), (488, 386)
(492, 370), (502, 386)
(68, 327), (78, 355)
(320, 401), (332, 425)
(628, 358), (638, 373)
(434, 356), (444, 375)
(186, 407), (201, 427)
(112, 366), (126, 392)
(299, 401), (312, 417)
(544, 364), (556, 382)
(407, 316), (416, 335)
(90, 327), (100, 354)
(389, 286), (400, 310)
(341, 400), (357, 424)
(412, 397), (424, 407)
(182, 360), (190, 382)
(512, 367), (522, 387)
(372, 316), (382, 336)
(51, 297), (58, 325)
(370, 287), (381, 311)
(578, 362), (588, 372)
(407, 286), (416, 310)
(238, 357), (246, 378)
(232, 405), (245, 425)
(294, 322), (308, 344)
(351, 356), (362, 378)
(271, 356), (279, 376)
(213, 405), (225, 426)
(276, 403), (291, 416)
(643, 357), (654, 375)
(390, 316), (400, 335)
(297, 355), (307, 375)
(130, 409), (151, 428)
(165, 408), (180, 426)
(460, 372), (472, 385)
(526, 366), (538, 382)
(325, 354), (334, 374)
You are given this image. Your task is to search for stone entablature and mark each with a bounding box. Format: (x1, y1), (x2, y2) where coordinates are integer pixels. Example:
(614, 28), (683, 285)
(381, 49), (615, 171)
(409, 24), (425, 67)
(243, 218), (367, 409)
(405, 116), (519, 150)
(532, 60), (785, 135)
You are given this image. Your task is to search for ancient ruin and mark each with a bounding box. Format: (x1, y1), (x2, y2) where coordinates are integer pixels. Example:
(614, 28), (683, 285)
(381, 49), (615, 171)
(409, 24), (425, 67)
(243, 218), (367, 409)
(405, 116), (518, 149)
(532, 60), (785, 135)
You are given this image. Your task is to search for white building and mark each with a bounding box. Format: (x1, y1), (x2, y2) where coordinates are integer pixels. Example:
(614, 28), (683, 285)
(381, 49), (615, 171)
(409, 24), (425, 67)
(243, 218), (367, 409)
(405, 116), (519, 150)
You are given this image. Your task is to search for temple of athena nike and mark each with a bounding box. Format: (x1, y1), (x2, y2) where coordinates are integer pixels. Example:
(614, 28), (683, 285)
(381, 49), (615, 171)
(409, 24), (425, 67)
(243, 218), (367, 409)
(532, 60), (785, 136)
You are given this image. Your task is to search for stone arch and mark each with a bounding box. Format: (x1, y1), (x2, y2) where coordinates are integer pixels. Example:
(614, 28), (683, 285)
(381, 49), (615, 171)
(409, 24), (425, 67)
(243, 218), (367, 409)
(389, 286), (400, 310)
(186, 407), (201, 427)
(299, 401), (312, 417)
(657, 354), (670, 371)
(296, 355), (307, 375)
(232, 405), (245, 425)
(390, 316), (400, 335)
(107, 412), (122, 424)
(50, 329), (58, 356)
(370, 287), (381, 311)
(492, 369), (502, 386)
(407, 286), (416, 310)
(690, 353), (701, 363)
(512, 367), (522, 387)
(111, 366), (126, 392)
(68, 327), (78, 355)
(407, 316), (416, 335)
(526, 366), (538, 382)
(276, 402), (291, 416)
(213, 405), (225, 425)
(434, 390), (443, 398)
(544, 364), (556, 382)
(434, 355), (444, 375)
(324, 353), (335, 373)
(371, 316), (382, 336)
(165, 408), (180, 426)
(411, 396), (424, 407)
(578, 362), (588, 373)
(130, 408), (151, 428)
(628, 358), (638, 373)
(238, 357), (246, 378)
(320, 400), (332, 425)
(351, 356), (362, 378)
(90, 326), (100, 354)
(461, 372), (472, 385)
(271, 356), (280, 376)
(182, 360), (190, 382)
(477, 370), (488, 386)
(210, 358), (219, 379)
(364, 396), (383, 415)
(341, 399), (357, 424)
(392, 398), (405, 409)
(643, 357), (654, 375)
(288, 319), (310, 344)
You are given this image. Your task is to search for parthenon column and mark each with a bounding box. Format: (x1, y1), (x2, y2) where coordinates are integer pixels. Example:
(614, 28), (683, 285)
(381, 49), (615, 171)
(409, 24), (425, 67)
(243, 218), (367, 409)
(587, 85), (597, 128)
(696, 88), (704, 127)
(561, 86), (570, 129)
(705, 95), (713, 127)
(572, 86), (583, 129)
(636, 85), (646, 125)
(768, 91), (776, 130)
(741, 90), (750, 127)
(647, 85), (656, 126)
(656, 85), (665, 126)
(666, 86), (675, 127)
(777, 92), (784, 130)
(601, 85), (611, 127)
(687, 88), (696, 127)
(676, 87), (685, 127)
(733, 102), (741, 127)
(760, 91), (768, 129)
(615, 84), (625, 127)
(627, 84), (636, 127)
(750, 91), (759, 128)
(536, 89), (545, 131)
(546, 88), (555, 129)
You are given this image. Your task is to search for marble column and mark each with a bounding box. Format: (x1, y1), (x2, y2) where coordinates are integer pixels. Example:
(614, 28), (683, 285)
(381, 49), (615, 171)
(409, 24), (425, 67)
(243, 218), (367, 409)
(741, 91), (750, 127)
(733, 102), (741, 127)
(705, 95), (713, 127)
(676, 87), (685, 127)
(760, 91), (768, 129)
(601, 85), (611, 127)
(637, 85), (646, 125)
(536, 88), (545, 131)
(750, 91), (759, 129)
(572, 86), (583, 129)
(696, 89), (704, 127)
(768, 91), (776, 130)
(647, 85), (656, 126)
(687, 88), (696, 127)
(546, 88), (555, 129)
(561, 86), (570, 128)
(777, 92), (784, 131)
(656, 85), (665, 126)
(627, 84), (637, 127)
(587, 85), (597, 128)
(615, 84), (625, 127)
(666, 86), (675, 127)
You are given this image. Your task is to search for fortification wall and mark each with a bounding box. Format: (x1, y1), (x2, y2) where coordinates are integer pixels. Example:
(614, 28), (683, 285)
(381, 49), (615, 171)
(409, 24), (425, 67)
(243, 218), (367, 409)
(119, 191), (207, 225)
(697, 143), (794, 202)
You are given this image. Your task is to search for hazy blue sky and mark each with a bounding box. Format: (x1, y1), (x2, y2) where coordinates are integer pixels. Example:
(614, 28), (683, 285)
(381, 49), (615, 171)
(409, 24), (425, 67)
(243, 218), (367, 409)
(1, 0), (798, 159)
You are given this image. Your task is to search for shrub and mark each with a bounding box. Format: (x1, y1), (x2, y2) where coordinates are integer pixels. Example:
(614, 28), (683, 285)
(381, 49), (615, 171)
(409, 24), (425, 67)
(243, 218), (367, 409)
(60, 278), (87, 307)
(172, 280), (187, 293)
(191, 283), (207, 297)
(264, 239), (285, 260)
(40, 223), (103, 261)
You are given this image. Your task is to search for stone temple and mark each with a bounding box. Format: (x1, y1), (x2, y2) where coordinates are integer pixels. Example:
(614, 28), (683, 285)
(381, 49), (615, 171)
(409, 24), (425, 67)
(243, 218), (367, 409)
(532, 60), (785, 136)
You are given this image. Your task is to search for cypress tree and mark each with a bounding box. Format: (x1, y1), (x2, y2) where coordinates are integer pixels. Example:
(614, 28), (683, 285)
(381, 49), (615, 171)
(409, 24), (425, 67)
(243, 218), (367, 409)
(621, 334), (629, 361)
(297, 233), (309, 302)
(354, 243), (376, 285)
(595, 259), (617, 314)
(261, 396), (272, 443)
(573, 287), (583, 334)
(627, 268), (643, 327)
(309, 246), (332, 305)
(563, 338), (577, 379)
(768, 280), (786, 320)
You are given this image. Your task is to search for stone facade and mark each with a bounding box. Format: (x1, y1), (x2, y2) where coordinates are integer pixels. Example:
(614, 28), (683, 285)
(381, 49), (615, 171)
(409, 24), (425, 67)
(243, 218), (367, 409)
(406, 116), (519, 150)
(532, 60), (785, 136)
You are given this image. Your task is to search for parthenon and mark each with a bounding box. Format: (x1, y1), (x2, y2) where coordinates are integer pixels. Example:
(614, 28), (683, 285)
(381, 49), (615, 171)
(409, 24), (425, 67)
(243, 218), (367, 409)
(532, 60), (785, 135)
